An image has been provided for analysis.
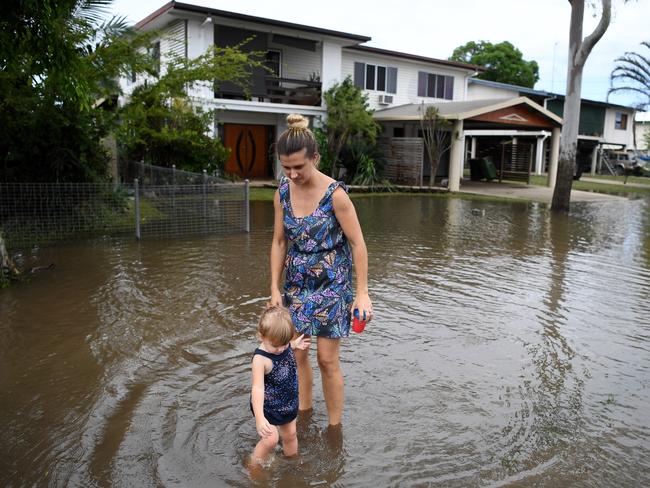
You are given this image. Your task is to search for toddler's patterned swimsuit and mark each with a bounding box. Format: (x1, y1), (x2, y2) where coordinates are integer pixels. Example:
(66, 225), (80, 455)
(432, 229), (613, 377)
(251, 346), (298, 425)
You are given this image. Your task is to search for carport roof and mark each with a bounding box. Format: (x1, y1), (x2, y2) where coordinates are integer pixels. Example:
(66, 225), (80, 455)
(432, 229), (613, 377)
(373, 97), (563, 126)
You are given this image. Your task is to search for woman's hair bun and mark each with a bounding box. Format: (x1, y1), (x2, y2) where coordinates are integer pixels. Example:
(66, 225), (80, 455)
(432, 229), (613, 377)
(286, 114), (309, 130)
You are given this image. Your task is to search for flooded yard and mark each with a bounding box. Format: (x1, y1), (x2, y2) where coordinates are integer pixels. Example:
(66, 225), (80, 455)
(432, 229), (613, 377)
(1, 195), (649, 487)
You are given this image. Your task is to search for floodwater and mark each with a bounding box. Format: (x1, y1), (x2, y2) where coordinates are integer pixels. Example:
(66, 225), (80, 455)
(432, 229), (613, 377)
(1, 195), (650, 487)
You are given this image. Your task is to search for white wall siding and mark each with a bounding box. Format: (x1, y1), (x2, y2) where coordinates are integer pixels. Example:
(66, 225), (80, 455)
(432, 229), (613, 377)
(120, 19), (191, 100)
(467, 84), (515, 101)
(185, 19), (215, 99)
(635, 122), (650, 150)
(603, 107), (635, 148)
(342, 50), (470, 111)
(321, 41), (345, 92)
(267, 38), (321, 81)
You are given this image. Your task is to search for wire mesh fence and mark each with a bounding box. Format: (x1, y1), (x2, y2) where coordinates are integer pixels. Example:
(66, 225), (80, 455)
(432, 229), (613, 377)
(134, 181), (249, 240)
(119, 160), (227, 186)
(1, 177), (249, 249)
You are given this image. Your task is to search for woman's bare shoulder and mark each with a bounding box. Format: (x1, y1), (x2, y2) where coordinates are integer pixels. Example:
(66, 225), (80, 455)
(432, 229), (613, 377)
(331, 184), (352, 208)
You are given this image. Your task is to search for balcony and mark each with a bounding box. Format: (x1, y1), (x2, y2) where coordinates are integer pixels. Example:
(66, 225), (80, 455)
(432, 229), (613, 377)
(215, 76), (322, 107)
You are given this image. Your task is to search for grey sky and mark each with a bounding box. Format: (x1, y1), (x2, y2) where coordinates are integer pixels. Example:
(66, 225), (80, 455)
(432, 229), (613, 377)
(108, 0), (649, 109)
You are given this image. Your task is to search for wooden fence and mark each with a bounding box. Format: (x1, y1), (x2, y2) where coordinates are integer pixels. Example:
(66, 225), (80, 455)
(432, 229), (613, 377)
(378, 137), (424, 186)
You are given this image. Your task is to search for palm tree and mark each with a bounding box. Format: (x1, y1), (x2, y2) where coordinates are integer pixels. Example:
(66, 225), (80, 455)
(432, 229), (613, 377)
(608, 41), (650, 110)
(73, 0), (116, 25)
(73, 0), (151, 102)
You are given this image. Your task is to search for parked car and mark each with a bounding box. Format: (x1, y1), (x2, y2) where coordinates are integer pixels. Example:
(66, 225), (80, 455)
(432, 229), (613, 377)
(606, 151), (643, 176)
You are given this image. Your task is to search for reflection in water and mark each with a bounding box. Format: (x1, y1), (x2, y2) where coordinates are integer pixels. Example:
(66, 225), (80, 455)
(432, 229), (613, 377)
(497, 212), (583, 480)
(1, 195), (650, 487)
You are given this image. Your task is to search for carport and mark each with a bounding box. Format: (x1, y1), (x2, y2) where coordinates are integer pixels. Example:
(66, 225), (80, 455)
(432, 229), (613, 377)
(373, 97), (563, 191)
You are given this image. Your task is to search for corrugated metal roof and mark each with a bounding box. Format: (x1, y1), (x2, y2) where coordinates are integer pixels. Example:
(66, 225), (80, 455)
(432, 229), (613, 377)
(469, 78), (636, 111)
(469, 78), (550, 97)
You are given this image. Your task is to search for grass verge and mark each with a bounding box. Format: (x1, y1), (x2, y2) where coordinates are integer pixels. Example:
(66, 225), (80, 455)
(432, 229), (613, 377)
(526, 174), (650, 195)
(249, 186), (532, 205)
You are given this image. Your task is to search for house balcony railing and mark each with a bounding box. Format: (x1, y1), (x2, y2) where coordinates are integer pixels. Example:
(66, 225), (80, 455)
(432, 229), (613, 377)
(215, 76), (322, 107)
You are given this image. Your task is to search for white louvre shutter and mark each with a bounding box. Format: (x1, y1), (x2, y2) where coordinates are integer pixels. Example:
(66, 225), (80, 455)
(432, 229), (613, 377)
(165, 19), (187, 63)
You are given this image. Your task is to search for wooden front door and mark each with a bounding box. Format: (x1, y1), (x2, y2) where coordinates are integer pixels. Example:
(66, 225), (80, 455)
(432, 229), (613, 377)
(223, 124), (270, 179)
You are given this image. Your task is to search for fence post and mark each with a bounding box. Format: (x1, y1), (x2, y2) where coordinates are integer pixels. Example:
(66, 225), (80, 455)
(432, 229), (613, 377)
(244, 179), (250, 233)
(419, 141), (424, 187)
(134, 178), (141, 240)
(202, 170), (208, 232)
(172, 164), (176, 211)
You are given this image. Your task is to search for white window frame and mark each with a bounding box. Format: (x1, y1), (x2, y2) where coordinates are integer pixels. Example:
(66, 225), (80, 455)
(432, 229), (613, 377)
(417, 71), (454, 100)
(354, 62), (397, 94)
(365, 63), (388, 92)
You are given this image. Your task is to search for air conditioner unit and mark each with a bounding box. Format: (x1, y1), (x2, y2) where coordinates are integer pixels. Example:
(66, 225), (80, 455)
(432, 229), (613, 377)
(378, 94), (393, 105)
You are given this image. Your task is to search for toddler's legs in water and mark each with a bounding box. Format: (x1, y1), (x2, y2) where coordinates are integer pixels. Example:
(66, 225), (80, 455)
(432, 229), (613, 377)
(278, 420), (298, 457)
(251, 426), (279, 466)
(248, 419), (298, 475)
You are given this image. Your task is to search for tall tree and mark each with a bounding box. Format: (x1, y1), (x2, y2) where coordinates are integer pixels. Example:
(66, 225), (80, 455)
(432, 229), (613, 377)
(118, 44), (263, 174)
(0, 0), (152, 182)
(608, 41), (650, 110)
(551, 0), (611, 212)
(449, 41), (539, 88)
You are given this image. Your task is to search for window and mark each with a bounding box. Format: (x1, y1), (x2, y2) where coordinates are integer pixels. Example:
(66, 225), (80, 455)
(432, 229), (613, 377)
(265, 50), (281, 77)
(615, 112), (628, 130)
(417, 72), (454, 100)
(265, 50), (281, 91)
(353, 62), (397, 93)
(365, 64), (375, 90)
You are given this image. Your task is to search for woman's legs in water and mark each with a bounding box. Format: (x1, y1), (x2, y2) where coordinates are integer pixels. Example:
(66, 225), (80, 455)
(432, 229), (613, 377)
(294, 345), (313, 412)
(317, 337), (343, 426)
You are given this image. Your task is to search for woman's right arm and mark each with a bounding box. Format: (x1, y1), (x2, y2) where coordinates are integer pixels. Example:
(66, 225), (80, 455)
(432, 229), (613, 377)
(270, 190), (287, 307)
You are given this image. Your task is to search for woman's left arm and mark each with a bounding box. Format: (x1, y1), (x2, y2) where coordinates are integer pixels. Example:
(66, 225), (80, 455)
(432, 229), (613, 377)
(332, 188), (373, 321)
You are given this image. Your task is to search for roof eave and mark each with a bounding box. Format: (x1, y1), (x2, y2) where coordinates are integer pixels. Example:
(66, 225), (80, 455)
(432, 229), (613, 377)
(347, 45), (484, 73)
(458, 97), (563, 124)
(135, 1), (173, 30)
(373, 97), (563, 125)
(135, 1), (371, 42)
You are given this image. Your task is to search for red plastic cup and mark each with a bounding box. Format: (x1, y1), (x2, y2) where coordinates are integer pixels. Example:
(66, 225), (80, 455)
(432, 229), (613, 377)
(352, 310), (366, 333)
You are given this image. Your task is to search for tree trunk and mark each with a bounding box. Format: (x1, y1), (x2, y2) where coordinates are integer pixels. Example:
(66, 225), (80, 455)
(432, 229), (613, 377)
(431, 130), (451, 188)
(429, 161), (437, 187)
(0, 231), (20, 286)
(329, 129), (349, 179)
(551, 0), (611, 212)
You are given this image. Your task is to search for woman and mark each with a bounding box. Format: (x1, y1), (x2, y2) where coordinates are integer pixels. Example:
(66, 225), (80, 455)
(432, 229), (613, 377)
(269, 114), (372, 426)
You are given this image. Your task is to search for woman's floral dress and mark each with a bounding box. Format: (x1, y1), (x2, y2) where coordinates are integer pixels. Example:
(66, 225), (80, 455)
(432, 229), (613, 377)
(279, 176), (353, 338)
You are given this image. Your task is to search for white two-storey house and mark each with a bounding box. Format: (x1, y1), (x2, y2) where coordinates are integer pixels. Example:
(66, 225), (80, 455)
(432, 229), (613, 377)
(123, 1), (484, 182)
(125, 2), (568, 190)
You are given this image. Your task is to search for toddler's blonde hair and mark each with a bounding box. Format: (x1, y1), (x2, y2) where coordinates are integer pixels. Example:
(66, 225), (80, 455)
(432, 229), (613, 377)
(258, 306), (295, 346)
